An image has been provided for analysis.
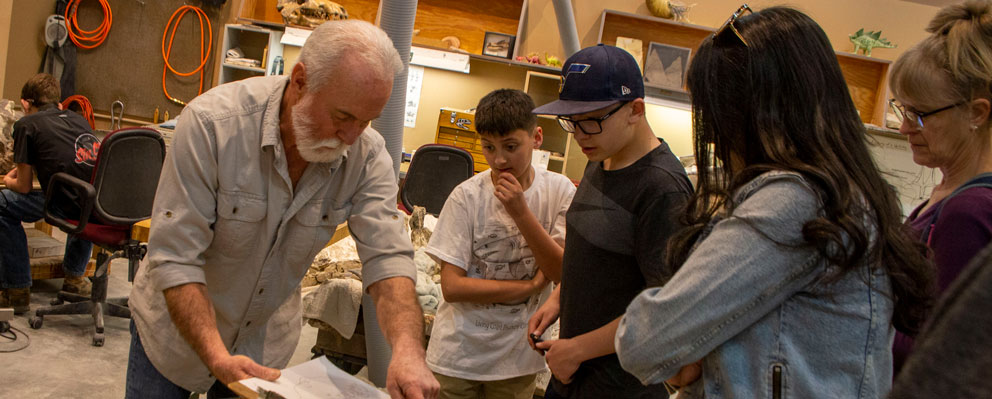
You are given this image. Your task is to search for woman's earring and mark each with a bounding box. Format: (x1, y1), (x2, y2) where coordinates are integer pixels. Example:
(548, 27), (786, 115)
(972, 124), (979, 132)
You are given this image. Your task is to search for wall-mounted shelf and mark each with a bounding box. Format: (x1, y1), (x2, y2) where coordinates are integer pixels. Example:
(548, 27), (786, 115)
(222, 63), (266, 73)
(238, 0), (380, 26)
(596, 9), (714, 58)
(836, 52), (891, 125)
(217, 24), (283, 85)
(466, 49), (561, 74)
(410, 43), (562, 75)
(596, 9), (893, 126)
(238, 0), (528, 60)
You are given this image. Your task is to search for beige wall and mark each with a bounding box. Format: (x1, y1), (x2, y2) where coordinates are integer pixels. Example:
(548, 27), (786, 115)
(0, 1), (12, 98)
(2, 0), (54, 101)
(403, 60), (530, 153)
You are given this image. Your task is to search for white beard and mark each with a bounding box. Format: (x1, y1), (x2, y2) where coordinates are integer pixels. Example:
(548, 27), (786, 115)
(291, 97), (351, 163)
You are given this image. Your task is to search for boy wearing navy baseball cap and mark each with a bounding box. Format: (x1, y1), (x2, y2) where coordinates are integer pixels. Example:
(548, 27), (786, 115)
(527, 44), (693, 398)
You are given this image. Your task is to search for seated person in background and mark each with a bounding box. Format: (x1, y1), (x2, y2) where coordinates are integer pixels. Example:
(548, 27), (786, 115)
(0, 73), (96, 315)
(424, 88), (575, 399)
(529, 44), (693, 399)
(888, 0), (992, 374)
(614, 6), (934, 398)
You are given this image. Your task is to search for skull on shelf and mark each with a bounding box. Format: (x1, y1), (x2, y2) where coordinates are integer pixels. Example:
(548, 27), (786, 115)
(276, 0), (348, 28)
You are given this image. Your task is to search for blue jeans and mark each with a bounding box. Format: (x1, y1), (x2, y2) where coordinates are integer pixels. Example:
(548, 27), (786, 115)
(126, 321), (239, 399)
(0, 189), (92, 289)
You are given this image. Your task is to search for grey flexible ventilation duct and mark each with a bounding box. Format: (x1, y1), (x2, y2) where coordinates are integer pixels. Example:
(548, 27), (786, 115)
(372, 0), (416, 175)
(552, 0), (581, 58)
(365, 0), (418, 388)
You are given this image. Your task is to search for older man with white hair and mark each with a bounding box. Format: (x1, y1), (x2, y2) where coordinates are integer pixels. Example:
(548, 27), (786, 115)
(125, 20), (439, 399)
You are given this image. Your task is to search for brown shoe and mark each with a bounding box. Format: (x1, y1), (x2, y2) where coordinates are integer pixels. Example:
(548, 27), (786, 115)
(62, 275), (92, 297)
(1, 287), (30, 315)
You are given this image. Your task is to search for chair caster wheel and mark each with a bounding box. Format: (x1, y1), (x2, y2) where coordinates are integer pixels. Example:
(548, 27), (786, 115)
(29, 316), (43, 329)
(93, 334), (105, 347)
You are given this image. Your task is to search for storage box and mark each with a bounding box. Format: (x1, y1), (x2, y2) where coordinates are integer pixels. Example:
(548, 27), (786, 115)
(435, 108), (488, 172)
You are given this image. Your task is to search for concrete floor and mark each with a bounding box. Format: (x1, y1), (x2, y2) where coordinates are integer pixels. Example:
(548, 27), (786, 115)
(0, 256), (320, 398)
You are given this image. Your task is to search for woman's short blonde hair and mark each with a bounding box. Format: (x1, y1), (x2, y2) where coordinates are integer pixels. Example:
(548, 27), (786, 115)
(891, 0), (992, 109)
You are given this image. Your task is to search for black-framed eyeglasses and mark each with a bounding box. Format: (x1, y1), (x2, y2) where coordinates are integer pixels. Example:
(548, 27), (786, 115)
(888, 98), (966, 130)
(557, 102), (629, 135)
(714, 4), (753, 47)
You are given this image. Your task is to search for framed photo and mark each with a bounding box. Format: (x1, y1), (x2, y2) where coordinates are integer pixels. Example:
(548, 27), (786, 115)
(643, 42), (691, 91)
(482, 32), (515, 59)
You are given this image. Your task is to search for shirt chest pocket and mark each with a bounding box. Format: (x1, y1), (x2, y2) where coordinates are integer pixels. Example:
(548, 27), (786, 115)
(284, 200), (352, 273)
(212, 191), (267, 259)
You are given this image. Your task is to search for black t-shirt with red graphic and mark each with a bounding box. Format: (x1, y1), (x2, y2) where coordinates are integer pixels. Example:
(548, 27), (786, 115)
(12, 104), (98, 217)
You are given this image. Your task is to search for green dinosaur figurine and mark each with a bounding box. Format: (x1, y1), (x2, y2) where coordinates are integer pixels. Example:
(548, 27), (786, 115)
(850, 28), (896, 57)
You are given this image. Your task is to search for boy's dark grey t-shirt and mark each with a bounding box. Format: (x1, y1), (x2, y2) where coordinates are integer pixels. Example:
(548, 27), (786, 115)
(555, 139), (692, 398)
(12, 104), (98, 216)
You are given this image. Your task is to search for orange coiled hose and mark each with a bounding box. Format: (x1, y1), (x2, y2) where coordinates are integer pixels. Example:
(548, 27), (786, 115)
(65, 0), (112, 49)
(161, 5), (212, 106)
(61, 95), (96, 129)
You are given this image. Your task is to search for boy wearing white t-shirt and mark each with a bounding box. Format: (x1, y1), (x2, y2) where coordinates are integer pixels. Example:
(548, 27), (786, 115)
(425, 89), (576, 399)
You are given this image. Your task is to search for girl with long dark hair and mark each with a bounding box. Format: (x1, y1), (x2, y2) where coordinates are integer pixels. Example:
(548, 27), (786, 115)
(615, 6), (934, 398)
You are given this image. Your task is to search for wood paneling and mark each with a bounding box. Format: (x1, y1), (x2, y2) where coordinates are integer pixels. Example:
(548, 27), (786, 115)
(837, 53), (891, 125)
(411, 0), (524, 56)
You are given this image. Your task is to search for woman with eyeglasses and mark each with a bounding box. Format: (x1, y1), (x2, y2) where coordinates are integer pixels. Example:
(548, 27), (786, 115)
(888, 0), (992, 376)
(614, 6), (933, 398)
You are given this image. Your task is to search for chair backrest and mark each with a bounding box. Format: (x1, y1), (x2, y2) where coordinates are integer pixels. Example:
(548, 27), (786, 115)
(90, 128), (166, 225)
(401, 144), (474, 215)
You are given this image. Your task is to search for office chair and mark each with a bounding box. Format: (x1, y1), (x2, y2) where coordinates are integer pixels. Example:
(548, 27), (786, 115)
(28, 127), (165, 346)
(400, 144), (474, 216)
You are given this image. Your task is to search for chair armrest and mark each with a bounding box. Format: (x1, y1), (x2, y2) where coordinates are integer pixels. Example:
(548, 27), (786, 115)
(44, 172), (96, 235)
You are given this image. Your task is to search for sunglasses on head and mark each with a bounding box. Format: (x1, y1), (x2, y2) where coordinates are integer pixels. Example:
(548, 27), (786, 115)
(714, 4), (753, 47)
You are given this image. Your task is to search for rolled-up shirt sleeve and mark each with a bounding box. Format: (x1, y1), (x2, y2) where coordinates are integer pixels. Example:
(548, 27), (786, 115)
(348, 142), (417, 291)
(146, 108), (219, 292)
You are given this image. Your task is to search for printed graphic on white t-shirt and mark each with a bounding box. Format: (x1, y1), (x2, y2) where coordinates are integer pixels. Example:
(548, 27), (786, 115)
(425, 168), (575, 381)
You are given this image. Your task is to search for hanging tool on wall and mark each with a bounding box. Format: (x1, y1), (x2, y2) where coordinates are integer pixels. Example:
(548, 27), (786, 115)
(65, 0), (112, 49)
(110, 100), (124, 131)
(41, 13), (72, 100)
(41, 1), (79, 100)
(161, 4), (213, 106)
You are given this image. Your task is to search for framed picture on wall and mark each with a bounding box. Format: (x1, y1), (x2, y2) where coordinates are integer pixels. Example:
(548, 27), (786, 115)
(643, 42), (691, 91)
(482, 32), (515, 59)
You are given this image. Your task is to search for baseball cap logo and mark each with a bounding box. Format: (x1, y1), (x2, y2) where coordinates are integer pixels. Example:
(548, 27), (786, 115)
(621, 85), (631, 95)
(559, 63), (591, 93)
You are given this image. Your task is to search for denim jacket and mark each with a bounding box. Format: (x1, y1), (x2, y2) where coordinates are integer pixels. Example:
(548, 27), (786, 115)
(616, 171), (894, 398)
